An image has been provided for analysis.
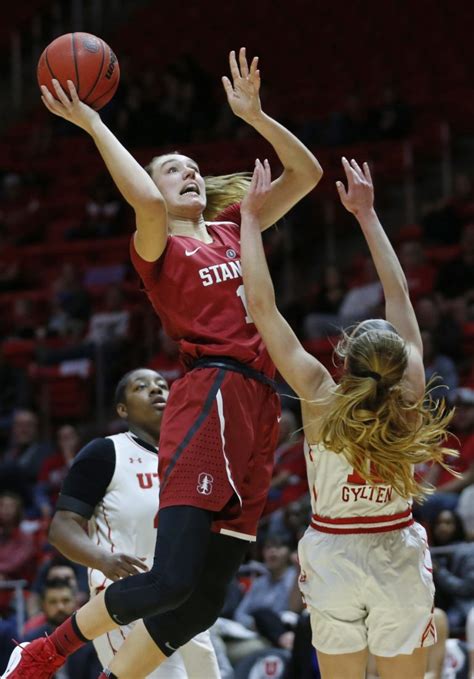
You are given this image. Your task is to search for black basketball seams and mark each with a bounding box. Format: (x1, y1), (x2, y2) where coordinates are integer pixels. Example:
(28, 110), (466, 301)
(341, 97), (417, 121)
(71, 33), (80, 96)
(88, 59), (118, 108)
(44, 47), (57, 81)
(82, 38), (106, 103)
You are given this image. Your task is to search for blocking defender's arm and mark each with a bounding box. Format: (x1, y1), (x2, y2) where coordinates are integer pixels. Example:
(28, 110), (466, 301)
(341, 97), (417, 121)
(336, 157), (425, 398)
(223, 48), (323, 230)
(40, 79), (167, 262)
(48, 441), (148, 582)
(240, 159), (333, 402)
(49, 511), (147, 581)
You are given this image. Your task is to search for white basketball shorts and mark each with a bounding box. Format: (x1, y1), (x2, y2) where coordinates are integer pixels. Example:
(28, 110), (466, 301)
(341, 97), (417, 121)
(298, 521), (436, 657)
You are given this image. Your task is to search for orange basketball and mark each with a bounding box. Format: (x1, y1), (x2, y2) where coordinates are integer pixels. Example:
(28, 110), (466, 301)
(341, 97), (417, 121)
(37, 32), (120, 110)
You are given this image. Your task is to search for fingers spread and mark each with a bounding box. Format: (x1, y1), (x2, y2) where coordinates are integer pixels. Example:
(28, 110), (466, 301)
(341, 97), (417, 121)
(229, 50), (241, 81)
(350, 158), (364, 180)
(239, 47), (249, 78)
(336, 180), (347, 200)
(363, 161), (373, 184)
(250, 56), (259, 77)
(221, 75), (233, 96)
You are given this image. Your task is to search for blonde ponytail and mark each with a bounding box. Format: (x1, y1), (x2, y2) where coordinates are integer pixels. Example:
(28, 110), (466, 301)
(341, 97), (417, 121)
(319, 325), (457, 500)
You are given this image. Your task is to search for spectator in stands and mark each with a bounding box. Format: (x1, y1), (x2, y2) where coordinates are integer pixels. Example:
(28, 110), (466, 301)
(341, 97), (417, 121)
(26, 554), (88, 621)
(398, 239), (435, 301)
(0, 347), (31, 439)
(51, 263), (91, 334)
(430, 510), (474, 632)
(148, 328), (184, 386)
(303, 264), (347, 339)
(371, 86), (412, 140)
(422, 172), (474, 245)
(0, 492), (37, 586)
(0, 409), (51, 483)
(68, 178), (121, 240)
(264, 410), (307, 516)
(415, 294), (463, 360)
(422, 329), (459, 401)
(7, 298), (38, 340)
(338, 257), (383, 326)
(85, 284), (130, 347)
(0, 226), (24, 292)
(234, 535), (298, 650)
(325, 94), (369, 146)
(436, 222), (474, 301)
(22, 578), (101, 678)
(0, 172), (42, 245)
(34, 425), (81, 519)
(266, 499), (310, 551)
(417, 388), (474, 522)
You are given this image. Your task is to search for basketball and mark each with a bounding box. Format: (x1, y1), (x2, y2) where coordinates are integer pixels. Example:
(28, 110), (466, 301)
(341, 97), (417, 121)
(37, 32), (120, 110)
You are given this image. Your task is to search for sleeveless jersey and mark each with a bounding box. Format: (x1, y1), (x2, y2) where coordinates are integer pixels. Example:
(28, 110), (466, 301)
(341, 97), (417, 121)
(305, 441), (413, 534)
(87, 432), (159, 592)
(130, 204), (274, 378)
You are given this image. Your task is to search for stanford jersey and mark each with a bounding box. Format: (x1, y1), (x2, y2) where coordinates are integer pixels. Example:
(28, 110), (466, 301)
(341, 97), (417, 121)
(130, 204), (274, 378)
(305, 441), (413, 534)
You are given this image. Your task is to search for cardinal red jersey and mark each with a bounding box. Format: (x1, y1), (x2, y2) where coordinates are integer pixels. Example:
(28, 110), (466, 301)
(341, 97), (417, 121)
(130, 204), (274, 378)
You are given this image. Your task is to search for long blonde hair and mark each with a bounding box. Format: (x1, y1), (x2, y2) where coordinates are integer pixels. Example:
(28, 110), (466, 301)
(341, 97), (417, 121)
(318, 320), (456, 500)
(145, 154), (251, 220)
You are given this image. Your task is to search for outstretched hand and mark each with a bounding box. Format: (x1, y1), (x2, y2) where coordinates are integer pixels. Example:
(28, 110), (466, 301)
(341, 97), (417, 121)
(241, 159), (272, 218)
(336, 157), (374, 217)
(222, 47), (262, 123)
(40, 79), (100, 134)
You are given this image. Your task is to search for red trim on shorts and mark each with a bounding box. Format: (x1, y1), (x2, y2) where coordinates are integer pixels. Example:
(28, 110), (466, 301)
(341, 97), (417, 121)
(421, 619), (436, 646)
(311, 507), (411, 525)
(310, 517), (414, 534)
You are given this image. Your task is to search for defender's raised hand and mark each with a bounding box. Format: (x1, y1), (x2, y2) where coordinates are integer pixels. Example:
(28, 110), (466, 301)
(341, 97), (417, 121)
(336, 157), (374, 217)
(241, 159), (272, 218)
(222, 47), (262, 123)
(41, 79), (100, 134)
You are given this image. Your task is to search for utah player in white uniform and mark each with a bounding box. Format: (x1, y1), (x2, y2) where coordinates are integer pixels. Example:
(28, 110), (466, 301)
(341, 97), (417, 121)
(239, 158), (456, 678)
(47, 368), (219, 678)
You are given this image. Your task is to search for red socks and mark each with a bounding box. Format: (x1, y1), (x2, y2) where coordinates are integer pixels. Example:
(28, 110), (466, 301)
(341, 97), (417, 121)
(49, 614), (89, 657)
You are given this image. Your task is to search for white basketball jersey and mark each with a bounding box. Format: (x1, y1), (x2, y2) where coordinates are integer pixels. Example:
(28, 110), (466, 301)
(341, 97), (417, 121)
(88, 432), (159, 592)
(305, 440), (413, 534)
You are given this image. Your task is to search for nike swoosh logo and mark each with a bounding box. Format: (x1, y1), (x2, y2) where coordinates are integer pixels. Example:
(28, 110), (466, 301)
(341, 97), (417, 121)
(185, 247), (201, 256)
(165, 641), (178, 652)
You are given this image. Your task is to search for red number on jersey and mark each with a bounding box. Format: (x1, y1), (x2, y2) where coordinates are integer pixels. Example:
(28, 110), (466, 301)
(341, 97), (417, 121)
(346, 464), (382, 485)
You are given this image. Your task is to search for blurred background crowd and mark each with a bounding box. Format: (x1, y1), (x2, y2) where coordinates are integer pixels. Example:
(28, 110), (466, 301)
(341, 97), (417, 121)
(0, 0), (473, 677)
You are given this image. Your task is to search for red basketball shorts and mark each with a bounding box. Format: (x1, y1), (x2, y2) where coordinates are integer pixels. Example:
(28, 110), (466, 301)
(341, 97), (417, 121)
(158, 366), (281, 541)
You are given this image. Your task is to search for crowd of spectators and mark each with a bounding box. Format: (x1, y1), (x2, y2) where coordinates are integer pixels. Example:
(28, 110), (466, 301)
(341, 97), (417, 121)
(0, 43), (473, 679)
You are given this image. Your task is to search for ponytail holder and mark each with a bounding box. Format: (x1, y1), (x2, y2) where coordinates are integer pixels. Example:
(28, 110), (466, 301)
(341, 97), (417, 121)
(357, 370), (382, 382)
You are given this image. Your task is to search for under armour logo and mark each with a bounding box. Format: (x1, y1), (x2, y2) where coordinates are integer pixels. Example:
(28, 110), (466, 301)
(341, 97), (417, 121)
(197, 472), (214, 495)
(129, 457), (143, 464)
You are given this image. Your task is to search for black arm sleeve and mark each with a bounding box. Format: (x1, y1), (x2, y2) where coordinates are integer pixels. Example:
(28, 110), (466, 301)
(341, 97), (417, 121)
(55, 438), (116, 519)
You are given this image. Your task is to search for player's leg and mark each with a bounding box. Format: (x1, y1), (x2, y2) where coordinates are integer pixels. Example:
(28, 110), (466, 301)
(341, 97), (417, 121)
(315, 649), (369, 679)
(74, 505), (212, 639)
(425, 608), (448, 679)
(100, 620), (167, 679)
(374, 647), (428, 679)
(106, 532), (247, 678)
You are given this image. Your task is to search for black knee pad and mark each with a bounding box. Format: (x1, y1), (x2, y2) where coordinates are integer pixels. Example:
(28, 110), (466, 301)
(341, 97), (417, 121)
(104, 563), (196, 626)
(144, 584), (225, 654)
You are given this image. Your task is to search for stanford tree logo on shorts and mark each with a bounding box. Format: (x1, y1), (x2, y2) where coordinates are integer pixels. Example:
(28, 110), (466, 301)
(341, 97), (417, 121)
(197, 472), (214, 495)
